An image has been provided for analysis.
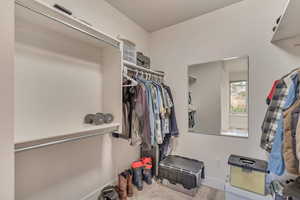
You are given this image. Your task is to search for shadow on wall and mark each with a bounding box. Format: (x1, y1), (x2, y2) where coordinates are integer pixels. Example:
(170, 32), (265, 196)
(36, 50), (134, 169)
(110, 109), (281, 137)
(15, 135), (138, 200)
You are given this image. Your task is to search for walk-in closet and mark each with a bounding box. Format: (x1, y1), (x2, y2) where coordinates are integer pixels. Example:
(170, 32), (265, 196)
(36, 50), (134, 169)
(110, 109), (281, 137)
(1, 0), (300, 200)
(15, 0), (122, 148)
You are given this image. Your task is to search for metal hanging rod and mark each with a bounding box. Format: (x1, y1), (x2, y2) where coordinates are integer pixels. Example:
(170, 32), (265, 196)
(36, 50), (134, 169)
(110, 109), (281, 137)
(15, 124), (119, 153)
(123, 60), (165, 77)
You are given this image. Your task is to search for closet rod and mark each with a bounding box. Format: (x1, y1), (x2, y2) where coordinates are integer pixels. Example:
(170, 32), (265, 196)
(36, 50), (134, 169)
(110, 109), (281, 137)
(15, 0), (120, 48)
(123, 61), (165, 77)
(15, 127), (118, 153)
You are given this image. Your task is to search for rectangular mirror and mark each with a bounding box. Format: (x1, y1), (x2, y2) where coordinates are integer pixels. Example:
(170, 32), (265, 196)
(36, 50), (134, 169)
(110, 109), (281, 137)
(188, 56), (249, 137)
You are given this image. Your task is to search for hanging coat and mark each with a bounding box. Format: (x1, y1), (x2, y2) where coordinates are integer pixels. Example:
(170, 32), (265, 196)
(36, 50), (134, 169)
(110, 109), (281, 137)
(283, 98), (300, 175)
(296, 110), (300, 174)
(268, 71), (300, 175)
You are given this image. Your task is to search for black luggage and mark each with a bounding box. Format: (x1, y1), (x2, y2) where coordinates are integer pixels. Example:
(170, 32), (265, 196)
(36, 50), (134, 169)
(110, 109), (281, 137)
(158, 155), (205, 190)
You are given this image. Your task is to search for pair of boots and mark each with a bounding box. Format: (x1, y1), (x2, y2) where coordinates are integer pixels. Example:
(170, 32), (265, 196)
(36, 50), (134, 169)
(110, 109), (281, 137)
(131, 157), (153, 191)
(118, 170), (133, 200)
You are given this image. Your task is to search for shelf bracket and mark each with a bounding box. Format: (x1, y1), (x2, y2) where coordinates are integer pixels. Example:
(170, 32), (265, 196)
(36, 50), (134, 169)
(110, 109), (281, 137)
(112, 132), (130, 140)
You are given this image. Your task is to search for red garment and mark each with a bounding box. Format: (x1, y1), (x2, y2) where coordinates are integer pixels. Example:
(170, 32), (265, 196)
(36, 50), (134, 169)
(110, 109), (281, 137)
(266, 80), (280, 105)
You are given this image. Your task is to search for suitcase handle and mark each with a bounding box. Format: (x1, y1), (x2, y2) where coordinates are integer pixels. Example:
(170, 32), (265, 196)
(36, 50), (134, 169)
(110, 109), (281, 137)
(239, 158), (255, 167)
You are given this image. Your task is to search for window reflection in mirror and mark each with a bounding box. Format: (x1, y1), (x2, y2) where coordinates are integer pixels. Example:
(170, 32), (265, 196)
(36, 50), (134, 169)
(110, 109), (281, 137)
(188, 56), (249, 138)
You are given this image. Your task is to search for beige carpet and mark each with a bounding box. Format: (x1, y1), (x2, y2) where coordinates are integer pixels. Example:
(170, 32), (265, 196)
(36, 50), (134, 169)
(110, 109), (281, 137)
(129, 181), (225, 200)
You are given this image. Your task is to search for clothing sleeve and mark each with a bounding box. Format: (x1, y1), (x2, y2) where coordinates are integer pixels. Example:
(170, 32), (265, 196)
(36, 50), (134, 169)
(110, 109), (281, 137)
(266, 80), (280, 105)
(164, 85), (179, 136)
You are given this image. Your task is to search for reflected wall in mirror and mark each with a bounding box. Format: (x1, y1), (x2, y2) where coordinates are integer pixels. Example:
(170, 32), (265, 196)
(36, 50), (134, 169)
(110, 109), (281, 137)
(188, 56), (249, 137)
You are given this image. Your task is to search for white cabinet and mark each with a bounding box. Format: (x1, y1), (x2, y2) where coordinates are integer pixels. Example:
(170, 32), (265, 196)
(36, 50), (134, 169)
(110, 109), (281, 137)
(272, 0), (300, 46)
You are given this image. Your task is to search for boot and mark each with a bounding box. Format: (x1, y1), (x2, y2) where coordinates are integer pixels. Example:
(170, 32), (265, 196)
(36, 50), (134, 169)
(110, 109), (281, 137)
(126, 170), (133, 197)
(118, 173), (127, 200)
(143, 164), (152, 185)
(131, 161), (144, 191)
(141, 157), (152, 166)
(141, 157), (153, 185)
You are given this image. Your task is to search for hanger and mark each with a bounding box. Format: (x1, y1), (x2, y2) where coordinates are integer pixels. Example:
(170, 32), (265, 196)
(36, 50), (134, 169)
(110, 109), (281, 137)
(134, 69), (139, 78)
(281, 67), (300, 79)
(123, 67), (138, 87)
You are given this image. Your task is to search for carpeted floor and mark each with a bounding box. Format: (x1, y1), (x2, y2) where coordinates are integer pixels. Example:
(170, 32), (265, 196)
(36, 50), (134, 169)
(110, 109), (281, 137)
(129, 181), (225, 200)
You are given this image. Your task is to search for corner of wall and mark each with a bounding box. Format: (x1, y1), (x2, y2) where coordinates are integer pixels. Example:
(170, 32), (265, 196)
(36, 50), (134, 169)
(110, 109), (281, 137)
(0, 0), (15, 199)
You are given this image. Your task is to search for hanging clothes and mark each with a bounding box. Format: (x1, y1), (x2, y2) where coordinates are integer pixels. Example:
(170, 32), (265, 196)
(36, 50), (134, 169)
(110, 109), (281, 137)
(163, 85), (179, 137)
(262, 69), (300, 178)
(268, 71), (300, 175)
(283, 99), (300, 175)
(139, 78), (155, 147)
(296, 119), (300, 174)
(150, 83), (163, 144)
(291, 107), (300, 167)
(131, 83), (149, 147)
(188, 91), (196, 129)
(266, 80), (280, 105)
(122, 73), (178, 151)
(122, 83), (135, 139)
(261, 69), (300, 152)
(261, 80), (289, 152)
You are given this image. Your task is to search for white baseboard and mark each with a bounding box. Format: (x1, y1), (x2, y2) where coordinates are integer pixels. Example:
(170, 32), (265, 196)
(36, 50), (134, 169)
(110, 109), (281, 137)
(202, 176), (225, 191)
(80, 178), (117, 200)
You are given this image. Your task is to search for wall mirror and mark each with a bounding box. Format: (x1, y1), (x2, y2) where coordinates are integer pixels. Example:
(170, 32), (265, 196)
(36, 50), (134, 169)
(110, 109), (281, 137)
(188, 56), (249, 137)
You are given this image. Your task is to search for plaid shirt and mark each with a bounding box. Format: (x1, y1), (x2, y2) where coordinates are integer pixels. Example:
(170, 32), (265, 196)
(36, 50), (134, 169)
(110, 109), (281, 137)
(261, 80), (289, 152)
(260, 69), (300, 152)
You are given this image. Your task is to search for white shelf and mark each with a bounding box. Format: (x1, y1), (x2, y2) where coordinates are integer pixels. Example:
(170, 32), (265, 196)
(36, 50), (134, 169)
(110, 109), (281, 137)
(15, 123), (119, 152)
(15, 0), (120, 49)
(123, 60), (165, 77)
(272, 0), (300, 43)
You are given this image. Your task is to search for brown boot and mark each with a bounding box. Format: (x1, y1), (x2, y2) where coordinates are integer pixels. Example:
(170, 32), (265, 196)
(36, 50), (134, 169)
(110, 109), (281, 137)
(127, 170), (134, 197)
(118, 173), (127, 200)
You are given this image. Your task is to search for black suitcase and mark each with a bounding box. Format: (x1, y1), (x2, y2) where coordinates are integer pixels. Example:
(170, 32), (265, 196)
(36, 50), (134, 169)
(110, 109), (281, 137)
(158, 155), (205, 190)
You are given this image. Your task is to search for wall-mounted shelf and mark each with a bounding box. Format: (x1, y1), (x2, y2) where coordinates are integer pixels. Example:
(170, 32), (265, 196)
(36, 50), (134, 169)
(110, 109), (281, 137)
(15, 0), (120, 49)
(15, 123), (119, 153)
(15, 0), (123, 148)
(123, 60), (165, 77)
(272, 0), (300, 44)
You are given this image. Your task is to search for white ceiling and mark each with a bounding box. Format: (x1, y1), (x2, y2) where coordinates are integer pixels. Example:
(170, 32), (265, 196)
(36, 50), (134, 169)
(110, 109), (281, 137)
(105, 0), (243, 32)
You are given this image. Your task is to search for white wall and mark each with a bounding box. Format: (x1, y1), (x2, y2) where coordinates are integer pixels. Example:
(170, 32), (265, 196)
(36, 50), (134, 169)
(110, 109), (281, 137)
(150, 0), (300, 189)
(230, 115), (248, 130)
(229, 71), (248, 82)
(0, 0), (15, 199)
(15, 0), (150, 200)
